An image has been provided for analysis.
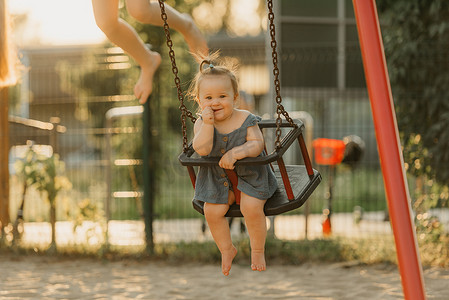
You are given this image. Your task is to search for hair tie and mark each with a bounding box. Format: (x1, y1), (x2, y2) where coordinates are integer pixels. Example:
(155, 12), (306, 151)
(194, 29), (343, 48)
(199, 60), (214, 72)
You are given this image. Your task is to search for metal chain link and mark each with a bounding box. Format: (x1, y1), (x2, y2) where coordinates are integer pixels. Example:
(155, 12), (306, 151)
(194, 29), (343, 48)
(157, 0), (196, 152)
(267, 0), (297, 150)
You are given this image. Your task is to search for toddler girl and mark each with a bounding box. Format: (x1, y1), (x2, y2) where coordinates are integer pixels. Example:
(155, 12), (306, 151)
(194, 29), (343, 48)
(191, 54), (277, 276)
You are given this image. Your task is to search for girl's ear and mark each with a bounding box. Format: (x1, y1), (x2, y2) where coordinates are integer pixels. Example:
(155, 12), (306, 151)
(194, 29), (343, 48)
(234, 93), (240, 108)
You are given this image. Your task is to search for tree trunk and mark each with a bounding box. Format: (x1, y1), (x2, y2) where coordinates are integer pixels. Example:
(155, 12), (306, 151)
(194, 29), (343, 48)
(0, 88), (10, 243)
(49, 198), (57, 252)
(12, 181), (27, 244)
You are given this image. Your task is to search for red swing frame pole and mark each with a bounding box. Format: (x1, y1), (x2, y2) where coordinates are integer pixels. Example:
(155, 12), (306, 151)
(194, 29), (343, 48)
(352, 1), (426, 299)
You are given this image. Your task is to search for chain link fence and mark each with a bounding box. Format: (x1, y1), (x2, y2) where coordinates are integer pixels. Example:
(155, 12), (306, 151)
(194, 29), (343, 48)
(5, 41), (400, 250)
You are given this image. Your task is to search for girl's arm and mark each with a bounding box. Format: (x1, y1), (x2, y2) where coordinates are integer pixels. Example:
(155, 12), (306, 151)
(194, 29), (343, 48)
(193, 117), (214, 156)
(219, 125), (264, 169)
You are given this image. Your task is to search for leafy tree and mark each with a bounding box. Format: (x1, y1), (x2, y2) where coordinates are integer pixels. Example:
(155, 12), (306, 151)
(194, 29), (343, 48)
(15, 147), (72, 251)
(377, 0), (449, 208)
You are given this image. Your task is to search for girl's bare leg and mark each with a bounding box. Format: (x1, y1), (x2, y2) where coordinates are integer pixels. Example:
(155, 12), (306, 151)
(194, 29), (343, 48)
(126, 0), (208, 58)
(92, 0), (161, 103)
(240, 194), (267, 271)
(204, 201), (237, 276)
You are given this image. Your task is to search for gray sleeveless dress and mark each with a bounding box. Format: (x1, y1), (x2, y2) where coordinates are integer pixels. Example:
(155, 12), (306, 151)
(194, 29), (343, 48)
(194, 113), (278, 204)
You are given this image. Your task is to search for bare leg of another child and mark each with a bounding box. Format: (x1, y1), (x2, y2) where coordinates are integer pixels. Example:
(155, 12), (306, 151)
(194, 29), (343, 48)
(92, 0), (208, 103)
(92, 0), (161, 103)
(240, 194), (267, 271)
(126, 0), (208, 59)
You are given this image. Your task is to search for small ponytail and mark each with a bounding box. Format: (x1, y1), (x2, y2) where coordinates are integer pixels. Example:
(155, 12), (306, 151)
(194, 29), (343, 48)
(199, 60), (214, 73)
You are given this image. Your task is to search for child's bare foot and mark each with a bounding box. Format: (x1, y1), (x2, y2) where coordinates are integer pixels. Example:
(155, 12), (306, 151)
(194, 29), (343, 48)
(135, 50), (162, 104)
(251, 249), (266, 272)
(181, 14), (208, 60)
(221, 245), (237, 276)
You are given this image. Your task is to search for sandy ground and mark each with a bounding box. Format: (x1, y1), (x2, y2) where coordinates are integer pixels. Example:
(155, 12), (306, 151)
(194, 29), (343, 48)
(0, 255), (448, 299)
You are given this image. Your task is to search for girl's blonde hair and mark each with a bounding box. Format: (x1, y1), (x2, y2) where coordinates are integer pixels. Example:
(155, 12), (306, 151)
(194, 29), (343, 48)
(0, 0), (17, 87)
(189, 51), (239, 104)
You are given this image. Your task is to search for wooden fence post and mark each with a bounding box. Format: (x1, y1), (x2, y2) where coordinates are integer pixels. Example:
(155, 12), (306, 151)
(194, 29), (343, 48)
(0, 87), (11, 234)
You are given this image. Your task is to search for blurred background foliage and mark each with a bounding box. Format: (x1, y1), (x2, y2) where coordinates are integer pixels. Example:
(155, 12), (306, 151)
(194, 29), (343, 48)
(377, 0), (449, 243)
(378, 0), (449, 192)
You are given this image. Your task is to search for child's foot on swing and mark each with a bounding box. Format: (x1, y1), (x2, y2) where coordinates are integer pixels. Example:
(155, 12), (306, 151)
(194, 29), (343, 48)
(181, 14), (209, 59)
(251, 249), (266, 272)
(135, 50), (162, 104)
(221, 245), (237, 276)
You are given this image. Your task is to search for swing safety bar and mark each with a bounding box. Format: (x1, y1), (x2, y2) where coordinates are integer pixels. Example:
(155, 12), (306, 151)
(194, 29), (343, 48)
(179, 119), (311, 172)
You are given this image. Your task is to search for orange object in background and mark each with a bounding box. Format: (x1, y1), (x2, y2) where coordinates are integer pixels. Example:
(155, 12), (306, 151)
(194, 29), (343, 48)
(322, 208), (332, 236)
(312, 138), (346, 165)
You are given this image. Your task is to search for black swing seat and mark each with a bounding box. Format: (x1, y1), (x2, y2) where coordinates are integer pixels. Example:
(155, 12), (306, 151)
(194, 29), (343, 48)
(179, 119), (322, 217)
(194, 165), (321, 217)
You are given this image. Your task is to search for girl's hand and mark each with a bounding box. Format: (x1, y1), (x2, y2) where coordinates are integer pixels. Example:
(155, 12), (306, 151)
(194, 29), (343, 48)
(219, 150), (237, 169)
(202, 106), (214, 125)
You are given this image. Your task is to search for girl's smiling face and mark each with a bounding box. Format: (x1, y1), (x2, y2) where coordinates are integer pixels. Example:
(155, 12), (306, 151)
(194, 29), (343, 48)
(198, 75), (237, 122)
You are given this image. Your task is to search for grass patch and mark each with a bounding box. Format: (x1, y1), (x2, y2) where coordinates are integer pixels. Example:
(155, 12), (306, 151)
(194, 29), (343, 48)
(307, 166), (388, 215)
(418, 235), (449, 268)
(0, 237), (396, 266)
(3, 235), (447, 268)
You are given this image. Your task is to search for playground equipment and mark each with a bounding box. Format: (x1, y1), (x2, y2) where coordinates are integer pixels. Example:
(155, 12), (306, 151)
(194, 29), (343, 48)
(353, 0), (426, 298)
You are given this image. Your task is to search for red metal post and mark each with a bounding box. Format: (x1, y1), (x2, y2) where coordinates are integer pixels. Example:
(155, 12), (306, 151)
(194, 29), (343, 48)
(352, 1), (426, 299)
(298, 134), (314, 178)
(277, 157), (294, 201)
(187, 166), (196, 188)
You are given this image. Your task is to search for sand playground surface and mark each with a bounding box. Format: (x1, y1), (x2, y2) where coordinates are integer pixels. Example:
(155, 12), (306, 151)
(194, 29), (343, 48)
(0, 254), (448, 299)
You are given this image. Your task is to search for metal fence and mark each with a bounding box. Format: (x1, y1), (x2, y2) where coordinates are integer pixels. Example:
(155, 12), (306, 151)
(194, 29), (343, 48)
(6, 42), (397, 249)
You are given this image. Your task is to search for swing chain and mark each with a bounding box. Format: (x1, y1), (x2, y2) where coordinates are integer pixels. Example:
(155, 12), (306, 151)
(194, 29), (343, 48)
(158, 0), (196, 152)
(267, 0), (297, 150)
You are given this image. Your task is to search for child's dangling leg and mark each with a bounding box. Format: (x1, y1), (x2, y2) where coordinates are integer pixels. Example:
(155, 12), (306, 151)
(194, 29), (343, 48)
(133, 50), (161, 103)
(126, 0), (209, 59)
(240, 194), (267, 271)
(204, 202), (237, 276)
(92, 0), (162, 103)
(178, 13), (209, 59)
